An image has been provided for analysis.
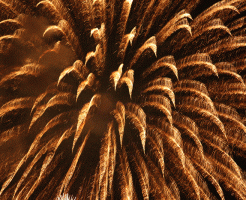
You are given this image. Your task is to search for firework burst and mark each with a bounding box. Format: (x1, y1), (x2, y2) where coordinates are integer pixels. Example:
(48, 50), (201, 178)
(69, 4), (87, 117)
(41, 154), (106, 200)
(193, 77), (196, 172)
(1, 0), (246, 199)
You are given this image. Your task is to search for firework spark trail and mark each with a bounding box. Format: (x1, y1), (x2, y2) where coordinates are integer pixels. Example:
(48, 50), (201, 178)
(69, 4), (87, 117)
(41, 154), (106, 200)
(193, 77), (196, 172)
(1, 0), (246, 199)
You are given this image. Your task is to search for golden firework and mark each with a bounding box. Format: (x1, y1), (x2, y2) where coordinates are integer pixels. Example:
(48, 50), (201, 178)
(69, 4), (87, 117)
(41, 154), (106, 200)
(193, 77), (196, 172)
(0, 0), (246, 199)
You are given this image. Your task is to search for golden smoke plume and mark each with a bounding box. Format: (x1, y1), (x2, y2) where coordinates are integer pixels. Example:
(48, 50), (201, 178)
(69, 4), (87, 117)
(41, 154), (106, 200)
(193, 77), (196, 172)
(0, 0), (246, 199)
